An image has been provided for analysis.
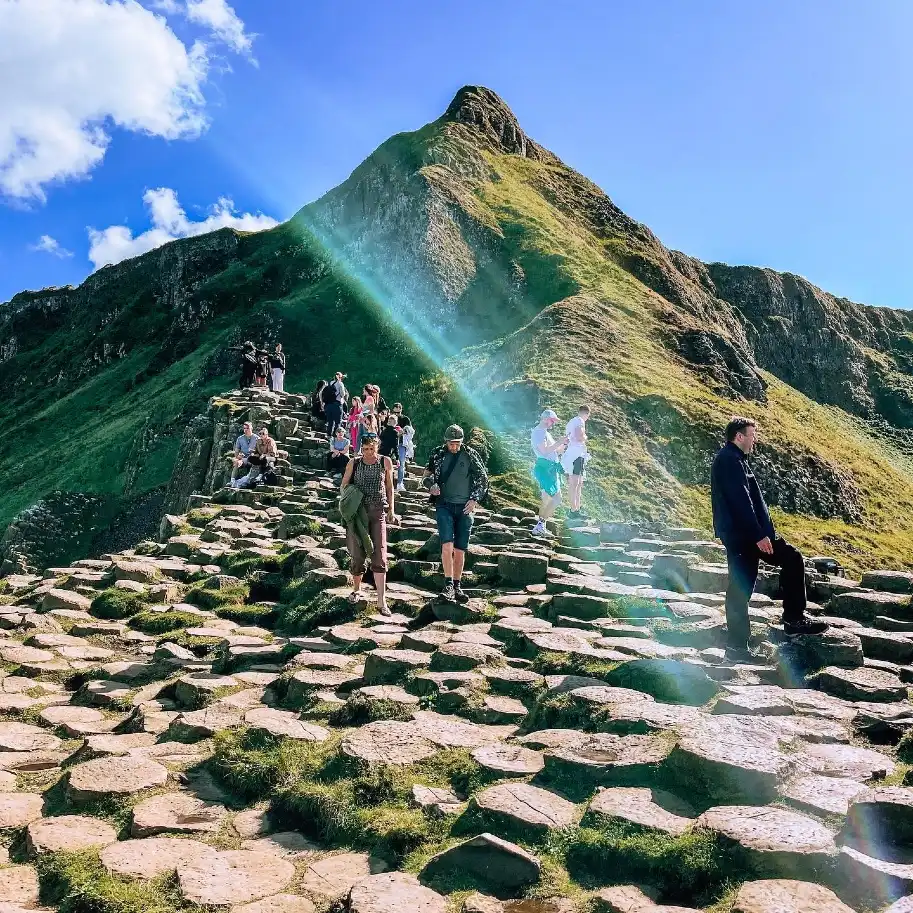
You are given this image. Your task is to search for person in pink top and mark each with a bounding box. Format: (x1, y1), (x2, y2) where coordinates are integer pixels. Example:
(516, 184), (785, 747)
(348, 396), (362, 449)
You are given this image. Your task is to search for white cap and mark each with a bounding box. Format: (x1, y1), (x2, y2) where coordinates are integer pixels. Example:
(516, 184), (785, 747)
(540, 409), (558, 421)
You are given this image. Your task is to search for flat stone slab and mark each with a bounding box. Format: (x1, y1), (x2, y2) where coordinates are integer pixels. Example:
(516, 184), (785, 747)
(101, 836), (219, 879)
(177, 849), (295, 905)
(27, 815), (118, 854)
(297, 852), (387, 900)
(244, 707), (330, 742)
(799, 742), (895, 780)
(0, 865), (39, 906)
(781, 774), (869, 817)
(411, 711), (515, 749)
(471, 743), (544, 777)
(170, 705), (246, 739)
(730, 878), (856, 912)
(341, 721), (439, 766)
(39, 705), (118, 736)
(347, 872), (447, 913)
(421, 833), (541, 892)
(587, 787), (695, 836)
(0, 721), (62, 753)
(845, 787), (913, 845)
(68, 755), (168, 801)
(82, 732), (158, 758)
(233, 896), (316, 913)
(362, 649), (431, 684)
(132, 792), (229, 836)
(0, 792), (44, 829)
(813, 666), (907, 703)
(696, 805), (836, 875)
(412, 784), (462, 816)
(544, 732), (673, 786)
(242, 830), (319, 858)
(469, 783), (577, 834)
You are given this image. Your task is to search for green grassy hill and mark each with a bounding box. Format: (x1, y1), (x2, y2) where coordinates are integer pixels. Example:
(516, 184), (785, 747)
(4, 85), (913, 573)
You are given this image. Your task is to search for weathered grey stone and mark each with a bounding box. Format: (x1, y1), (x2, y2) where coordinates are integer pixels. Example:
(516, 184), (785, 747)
(347, 872), (447, 913)
(0, 792), (44, 829)
(341, 721), (439, 765)
(297, 852), (387, 900)
(812, 665), (907, 703)
(100, 836), (218, 879)
(468, 783), (577, 835)
(586, 787), (695, 836)
(781, 774), (869, 817)
(177, 850), (295, 905)
(68, 756), (168, 801)
(421, 833), (541, 892)
(26, 815), (117, 854)
(544, 733), (673, 787)
(132, 792), (229, 836)
(471, 743), (544, 777)
(730, 879), (855, 913)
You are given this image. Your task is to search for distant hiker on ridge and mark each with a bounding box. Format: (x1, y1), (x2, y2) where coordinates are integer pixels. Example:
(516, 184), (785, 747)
(423, 424), (489, 603)
(269, 344), (286, 393)
(711, 416), (827, 662)
(233, 341), (258, 389)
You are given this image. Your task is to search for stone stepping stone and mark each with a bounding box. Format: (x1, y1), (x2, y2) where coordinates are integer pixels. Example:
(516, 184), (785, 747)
(412, 711), (515, 749)
(544, 733), (673, 787)
(26, 814), (117, 854)
(471, 743), (544, 777)
(475, 695), (528, 725)
(0, 865), (39, 906)
(586, 787), (695, 836)
(696, 805), (836, 877)
(297, 852), (387, 900)
(287, 651), (355, 671)
(241, 830), (319, 858)
(468, 783), (577, 835)
(362, 649), (431, 684)
(232, 806), (274, 838)
(0, 722), (62, 753)
(341, 721), (439, 766)
(0, 693), (38, 712)
(0, 749), (68, 773)
(174, 673), (240, 708)
(177, 849), (295, 905)
(838, 845), (913, 902)
(781, 774), (869, 817)
(844, 787), (913, 845)
(68, 755), (168, 801)
(478, 666), (545, 698)
(730, 878), (856, 912)
(411, 785), (463, 816)
(284, 669), (363, 707)
(132, 791), (229, 836)
(714, 688), (795, 716)
(100, 835), (218, 879)
(170, 705), (246, 740)
(347, 872), (446, 913)
(82, 732), (159, 758)
(39, 705), (119, 737)
(799, 742), (895, 780)
(353, 685), (421, 707)
(0, 792), (44, 829)
(400, 630), (452, 652)
(244, 707), (330, 742)
(421, 833), (540, 892)
(430, 642), (505, 672)
(591, 884), (695, 911)
(233, 896), (316, 913)
(812, 666), (907, 703)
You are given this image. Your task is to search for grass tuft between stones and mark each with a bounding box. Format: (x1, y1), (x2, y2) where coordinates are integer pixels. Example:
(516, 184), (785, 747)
(90, 589), (149, 620)
(130, 611), (201, 634)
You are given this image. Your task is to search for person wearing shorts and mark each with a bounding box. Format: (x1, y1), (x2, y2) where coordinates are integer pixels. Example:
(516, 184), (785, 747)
(531, 409), (567, 537)
(423, 424), (490, 603)
(562, 405), (591, 521)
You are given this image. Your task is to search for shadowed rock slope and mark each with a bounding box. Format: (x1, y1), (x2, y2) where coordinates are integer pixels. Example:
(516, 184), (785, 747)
(5, 85), (913, 572)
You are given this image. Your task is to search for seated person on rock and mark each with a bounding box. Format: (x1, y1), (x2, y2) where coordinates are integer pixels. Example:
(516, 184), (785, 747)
(328, 427), (351, 476)
(711, 416), (827, 662)
(234, 426), (277, 488)
(231, 422), (259, 483)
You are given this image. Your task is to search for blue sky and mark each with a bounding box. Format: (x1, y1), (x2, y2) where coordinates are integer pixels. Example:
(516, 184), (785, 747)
(3, 0), (913, 309)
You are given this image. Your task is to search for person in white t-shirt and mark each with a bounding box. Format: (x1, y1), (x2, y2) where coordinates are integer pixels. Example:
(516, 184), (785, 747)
(530, 409), (568, 537)
(561, 405), (591, 521)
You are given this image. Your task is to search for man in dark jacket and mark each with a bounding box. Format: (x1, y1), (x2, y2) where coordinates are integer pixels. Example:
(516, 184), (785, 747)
(711, 416), (827, 660)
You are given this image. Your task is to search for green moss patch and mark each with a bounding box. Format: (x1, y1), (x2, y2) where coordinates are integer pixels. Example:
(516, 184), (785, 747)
(130, 610), (200, 634)
(91, 588), (148, 620)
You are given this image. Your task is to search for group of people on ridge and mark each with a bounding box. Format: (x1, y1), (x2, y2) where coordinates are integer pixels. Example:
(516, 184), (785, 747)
(234, 342), (287, 393)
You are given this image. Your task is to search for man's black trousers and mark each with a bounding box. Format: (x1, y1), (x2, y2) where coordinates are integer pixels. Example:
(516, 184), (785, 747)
(325, 401), (343, 438)
(724, 536), (807, 649)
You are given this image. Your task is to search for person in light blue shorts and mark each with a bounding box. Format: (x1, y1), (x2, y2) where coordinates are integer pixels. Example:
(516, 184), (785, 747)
(530, 409), (567, 538)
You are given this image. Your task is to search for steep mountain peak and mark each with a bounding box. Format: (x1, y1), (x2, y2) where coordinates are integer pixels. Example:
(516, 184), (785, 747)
(442, 84), (553, 161)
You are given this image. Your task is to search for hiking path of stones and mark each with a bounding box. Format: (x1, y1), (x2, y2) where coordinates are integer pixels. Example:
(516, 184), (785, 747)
(2, 387), (913, 912)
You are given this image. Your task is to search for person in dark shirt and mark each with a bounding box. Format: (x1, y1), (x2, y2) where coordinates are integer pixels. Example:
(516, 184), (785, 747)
(711, 416), (827, 660)
(379, 415), (400, 459)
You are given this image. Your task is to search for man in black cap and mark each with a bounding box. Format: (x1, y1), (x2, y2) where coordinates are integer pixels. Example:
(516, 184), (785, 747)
(423, 424), (489, 603)
(711, 416), (827, 661)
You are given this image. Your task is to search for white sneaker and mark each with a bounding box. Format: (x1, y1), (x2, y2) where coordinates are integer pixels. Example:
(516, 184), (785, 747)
(531, 521), (547, 537)
(396, 483), (406, 493)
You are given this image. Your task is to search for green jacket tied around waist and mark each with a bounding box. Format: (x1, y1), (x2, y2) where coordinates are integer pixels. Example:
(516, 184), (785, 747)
(339, 482), (373, 561)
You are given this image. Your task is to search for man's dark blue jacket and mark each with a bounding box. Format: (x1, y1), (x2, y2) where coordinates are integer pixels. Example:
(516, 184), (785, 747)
(710, 441), (775, 550)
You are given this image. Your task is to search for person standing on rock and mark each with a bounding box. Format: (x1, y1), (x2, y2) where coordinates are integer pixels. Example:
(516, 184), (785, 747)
(711, 416), (827, 661)
(269, 344), (286, 393)
(531, 409), (567, 538)
(237, 341), (258, 389)
(423, 424), (490, 603)
(562, 404), (592, 522)
(322, 376), (344, 440)
(331, 371), (348, 407)
(340, 431), (398, 615)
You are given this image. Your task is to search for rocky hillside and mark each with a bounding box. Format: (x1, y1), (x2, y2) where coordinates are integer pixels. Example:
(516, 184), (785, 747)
(5, 85), (913, 573)
(0, 384), (912, 913)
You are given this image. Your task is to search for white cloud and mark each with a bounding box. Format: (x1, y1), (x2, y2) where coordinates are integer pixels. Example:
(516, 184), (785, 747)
(88, 187), (278, 268)
(29, 234), (73, 258)
(185, 0), (253, 55)
(0, 0), (209, 202)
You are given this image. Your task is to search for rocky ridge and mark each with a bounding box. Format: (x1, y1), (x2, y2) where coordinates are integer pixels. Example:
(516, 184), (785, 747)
(0, 386), (913, 911)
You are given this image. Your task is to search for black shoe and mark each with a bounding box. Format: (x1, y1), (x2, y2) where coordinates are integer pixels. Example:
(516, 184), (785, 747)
(440, 582), (456, 602)
(783, 618), (829, 636)
(725, 645), (765, 663)
(453, 584), (470, 604)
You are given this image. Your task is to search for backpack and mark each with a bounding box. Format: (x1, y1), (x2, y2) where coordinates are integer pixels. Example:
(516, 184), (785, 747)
(321, 384), (337, 405)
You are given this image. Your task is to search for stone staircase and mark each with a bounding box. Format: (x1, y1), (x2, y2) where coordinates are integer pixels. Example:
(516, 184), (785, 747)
(1, 387), (913, 911)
